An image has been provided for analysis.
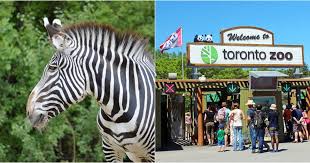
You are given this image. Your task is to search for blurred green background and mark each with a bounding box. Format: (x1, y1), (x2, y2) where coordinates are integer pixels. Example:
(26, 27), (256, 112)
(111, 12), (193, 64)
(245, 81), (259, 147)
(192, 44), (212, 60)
(0, 1), (154, 161)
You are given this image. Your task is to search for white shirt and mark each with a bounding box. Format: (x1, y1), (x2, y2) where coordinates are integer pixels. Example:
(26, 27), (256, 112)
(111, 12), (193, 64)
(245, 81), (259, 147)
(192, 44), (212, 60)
(230, 109), (243, 127)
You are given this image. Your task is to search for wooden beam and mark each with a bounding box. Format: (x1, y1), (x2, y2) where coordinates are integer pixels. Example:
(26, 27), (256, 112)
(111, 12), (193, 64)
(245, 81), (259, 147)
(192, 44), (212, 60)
(196, 87), (204, 146)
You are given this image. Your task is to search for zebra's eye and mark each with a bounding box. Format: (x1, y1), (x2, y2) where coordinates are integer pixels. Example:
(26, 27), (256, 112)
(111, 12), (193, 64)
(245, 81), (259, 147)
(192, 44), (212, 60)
(48, 64), (58, 71)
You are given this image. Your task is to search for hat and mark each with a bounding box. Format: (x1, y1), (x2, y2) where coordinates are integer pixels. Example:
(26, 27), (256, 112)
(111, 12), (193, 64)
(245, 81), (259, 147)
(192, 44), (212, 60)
(245, 100), (255, 106)
(270, 104), (277, 110)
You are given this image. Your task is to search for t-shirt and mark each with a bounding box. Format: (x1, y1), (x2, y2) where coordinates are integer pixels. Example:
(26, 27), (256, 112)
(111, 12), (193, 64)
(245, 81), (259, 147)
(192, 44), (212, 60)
(217, 129), (225, 141)
(230, 109), (243, 127)
(292, 109), (303, 123)
(283, 109), (292, 121)
(247, 108), (256, 125)
(205, 111), (215, 123)
(268, 110), (278, 129)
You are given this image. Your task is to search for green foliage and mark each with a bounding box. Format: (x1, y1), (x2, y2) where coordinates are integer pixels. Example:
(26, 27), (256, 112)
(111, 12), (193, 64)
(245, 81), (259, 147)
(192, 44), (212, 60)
(155, 50), (191, 79)
(0, 1), (153, 161)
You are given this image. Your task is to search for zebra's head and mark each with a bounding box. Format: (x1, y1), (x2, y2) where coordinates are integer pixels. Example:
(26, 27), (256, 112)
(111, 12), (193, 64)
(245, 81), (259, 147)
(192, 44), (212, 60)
(26, 18), (86, 129)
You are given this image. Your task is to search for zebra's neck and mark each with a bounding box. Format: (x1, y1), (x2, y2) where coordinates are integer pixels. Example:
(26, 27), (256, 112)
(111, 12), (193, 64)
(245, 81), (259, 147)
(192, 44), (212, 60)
(66, 26), (154, 120)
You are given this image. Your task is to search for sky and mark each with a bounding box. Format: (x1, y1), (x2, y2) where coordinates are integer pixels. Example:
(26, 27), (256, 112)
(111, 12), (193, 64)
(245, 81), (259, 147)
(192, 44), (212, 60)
(156, 1), (310, 65)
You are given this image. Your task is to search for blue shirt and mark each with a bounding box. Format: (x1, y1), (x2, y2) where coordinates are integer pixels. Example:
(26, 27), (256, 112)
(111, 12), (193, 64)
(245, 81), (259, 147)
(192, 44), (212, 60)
(247, 108), (256, 125)
(268, 110), (278, 128)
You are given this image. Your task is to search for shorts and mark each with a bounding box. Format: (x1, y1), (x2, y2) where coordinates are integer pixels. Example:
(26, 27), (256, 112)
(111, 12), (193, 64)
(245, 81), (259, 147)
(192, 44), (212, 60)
(293, 123), (302, 132)
(206, 122), (214, 135)
(218, 140), (224, 146)
(269, 127), (278, 136)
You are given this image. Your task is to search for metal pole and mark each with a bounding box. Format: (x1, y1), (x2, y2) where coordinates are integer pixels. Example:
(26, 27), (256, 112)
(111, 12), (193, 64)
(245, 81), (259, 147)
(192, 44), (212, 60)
(182, 51), (184, 79)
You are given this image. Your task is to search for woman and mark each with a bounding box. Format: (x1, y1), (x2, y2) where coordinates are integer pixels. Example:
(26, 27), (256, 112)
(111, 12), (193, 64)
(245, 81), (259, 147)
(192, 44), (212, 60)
(204, 106), (216, 145)
(302, 109), (309, 140)
(229, 103), (245, 151)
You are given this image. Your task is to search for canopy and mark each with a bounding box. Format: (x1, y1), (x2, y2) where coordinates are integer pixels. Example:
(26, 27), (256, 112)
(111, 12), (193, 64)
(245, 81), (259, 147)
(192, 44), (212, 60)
(249, 71), (288, 78)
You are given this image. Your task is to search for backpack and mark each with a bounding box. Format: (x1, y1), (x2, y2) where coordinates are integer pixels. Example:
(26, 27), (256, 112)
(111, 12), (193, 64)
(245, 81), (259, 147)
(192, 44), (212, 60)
(217, 108), (226, 122)
(254, 111), (265, 128)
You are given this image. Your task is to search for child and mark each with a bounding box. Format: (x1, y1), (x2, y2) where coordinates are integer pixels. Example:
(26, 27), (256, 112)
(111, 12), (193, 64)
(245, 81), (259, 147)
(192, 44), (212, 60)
(218, 124), (225, 152)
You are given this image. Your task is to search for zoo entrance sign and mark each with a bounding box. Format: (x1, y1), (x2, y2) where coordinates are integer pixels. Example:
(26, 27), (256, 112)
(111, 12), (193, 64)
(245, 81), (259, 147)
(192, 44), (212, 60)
(187, 26), (304, 67)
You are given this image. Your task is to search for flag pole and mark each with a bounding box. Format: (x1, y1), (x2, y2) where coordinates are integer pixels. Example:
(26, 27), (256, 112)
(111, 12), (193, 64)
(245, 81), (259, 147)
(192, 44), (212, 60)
(182, 46), (184, 79)
(181, 27), (184, 79)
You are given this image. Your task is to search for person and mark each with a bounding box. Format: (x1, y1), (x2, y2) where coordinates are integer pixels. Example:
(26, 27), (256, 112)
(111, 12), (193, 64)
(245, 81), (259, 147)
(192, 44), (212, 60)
(217, 124), (225, 152)
(204, 106), (216, 145)
(283, 104), (293, 139)
(256, 104), (268, 153)
(185, 112), (192, 140)
(246, 100), (257, 153)
(217, 102), (231, 147)
(302, 108), (309, 140)
(268, 104), (279, 152)
(261, 105), (270, 152)
(229, 107), (234, 146)
(292, 105), (304, 143)
(229, 103), (245, 151)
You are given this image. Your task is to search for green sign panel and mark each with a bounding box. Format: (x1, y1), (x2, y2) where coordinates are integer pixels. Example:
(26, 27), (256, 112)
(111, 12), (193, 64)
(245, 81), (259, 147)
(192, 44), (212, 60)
(226, 83), (240, 94)
(281, 83), (292, 93)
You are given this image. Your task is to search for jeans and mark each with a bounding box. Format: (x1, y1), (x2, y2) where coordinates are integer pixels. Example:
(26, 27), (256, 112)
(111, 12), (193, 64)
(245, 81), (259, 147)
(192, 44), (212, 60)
(249, 125), (257, 151)
(256, 128), (265, 151)
(233, 126), (243, 150)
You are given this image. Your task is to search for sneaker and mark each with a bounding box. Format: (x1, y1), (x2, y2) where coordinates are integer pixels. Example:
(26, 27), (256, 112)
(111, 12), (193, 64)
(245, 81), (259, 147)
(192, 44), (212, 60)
(252, 150), (256, 153)
(259, 150), (263, 153)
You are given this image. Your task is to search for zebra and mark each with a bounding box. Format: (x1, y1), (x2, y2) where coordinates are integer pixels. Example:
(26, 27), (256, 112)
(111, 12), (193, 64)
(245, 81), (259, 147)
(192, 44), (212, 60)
(26, 18), (155, 162)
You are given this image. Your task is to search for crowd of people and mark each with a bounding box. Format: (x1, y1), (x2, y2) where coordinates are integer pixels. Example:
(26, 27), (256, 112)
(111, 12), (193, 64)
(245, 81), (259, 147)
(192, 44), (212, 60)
(184, 100), (310, 153)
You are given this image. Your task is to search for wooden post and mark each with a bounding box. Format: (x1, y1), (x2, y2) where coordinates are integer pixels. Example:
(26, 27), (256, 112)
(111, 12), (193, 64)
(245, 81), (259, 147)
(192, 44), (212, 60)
(196, 87), (204, 146)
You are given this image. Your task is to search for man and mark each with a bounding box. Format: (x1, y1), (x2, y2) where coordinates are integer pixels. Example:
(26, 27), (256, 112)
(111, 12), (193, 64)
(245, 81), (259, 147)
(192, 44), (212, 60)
(256, 104), (268, 153)
(292, 105), (304, 143)
(217, 102), (231, 147)
(268, 104), (279, 152)
(246, 100), (257, 153)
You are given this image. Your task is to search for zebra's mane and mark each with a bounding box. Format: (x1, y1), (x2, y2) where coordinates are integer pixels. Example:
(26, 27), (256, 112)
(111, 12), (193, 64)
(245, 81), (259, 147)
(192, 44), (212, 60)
(62, 22), (153, 63)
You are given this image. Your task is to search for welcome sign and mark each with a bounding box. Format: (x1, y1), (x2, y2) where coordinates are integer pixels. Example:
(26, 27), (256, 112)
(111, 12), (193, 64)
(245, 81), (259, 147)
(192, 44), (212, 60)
(187, 26), (304, 67)
(187, 43), (303, 67)
(221, 26), (274, 45)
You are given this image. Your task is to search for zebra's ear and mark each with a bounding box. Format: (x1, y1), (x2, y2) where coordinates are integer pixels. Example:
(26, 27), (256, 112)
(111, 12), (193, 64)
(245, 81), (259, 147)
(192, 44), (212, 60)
(43, 17), (71, 50)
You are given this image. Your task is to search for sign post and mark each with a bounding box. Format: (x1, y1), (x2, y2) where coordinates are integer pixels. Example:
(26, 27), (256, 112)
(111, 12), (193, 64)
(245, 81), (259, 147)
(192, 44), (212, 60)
(187, 26), (304, 68)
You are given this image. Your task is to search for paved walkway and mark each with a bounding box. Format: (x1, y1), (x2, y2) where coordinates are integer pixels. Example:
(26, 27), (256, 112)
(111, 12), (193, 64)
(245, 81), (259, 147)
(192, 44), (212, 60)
(156, 141), (310, 162)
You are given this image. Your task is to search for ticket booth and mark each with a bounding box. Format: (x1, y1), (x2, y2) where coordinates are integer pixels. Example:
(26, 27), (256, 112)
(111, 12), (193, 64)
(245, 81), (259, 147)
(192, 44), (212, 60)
(240, 71), (288, 142)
